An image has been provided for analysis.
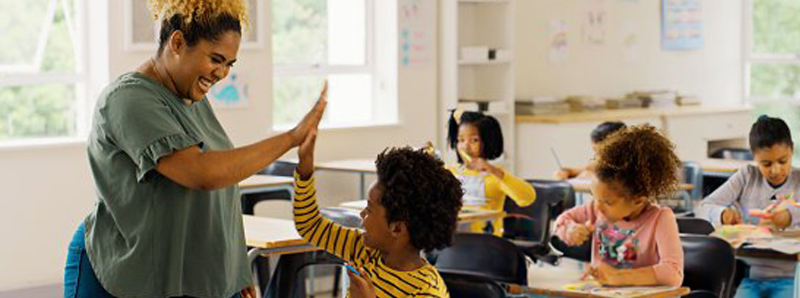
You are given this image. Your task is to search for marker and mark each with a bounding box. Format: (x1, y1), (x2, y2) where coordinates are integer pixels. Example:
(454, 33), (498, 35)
(344, 264), (361, 276)
(458, 149), (473, 164)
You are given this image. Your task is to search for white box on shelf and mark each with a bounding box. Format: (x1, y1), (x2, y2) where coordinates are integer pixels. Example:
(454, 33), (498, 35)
(460, 46), (489, 62)
(492, 49), (511, 61)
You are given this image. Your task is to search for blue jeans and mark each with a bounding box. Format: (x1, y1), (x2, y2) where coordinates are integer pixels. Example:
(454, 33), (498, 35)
(734, 277), (794, 298)
(64, 222), (244, 298)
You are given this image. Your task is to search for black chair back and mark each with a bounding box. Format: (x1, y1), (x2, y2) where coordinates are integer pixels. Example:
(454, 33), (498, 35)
(710, 148), (753, 161)
(677, 217), (715, 235)
(681, 235), (735, 298)
(439, 270), (506, 298)
(427, 233), (528, 286)
(504, 179), (575, 243)
(259, 160), (298, 177)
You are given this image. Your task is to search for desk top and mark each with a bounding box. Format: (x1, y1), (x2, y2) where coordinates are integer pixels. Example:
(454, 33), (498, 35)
(316, 159), (377, 173)
(698, 158), (750, 173)
(567, 178), (694, 194)
(242, 215), (315, 255)
(339, 200), (505, 223)
(515, 259), (690, 298)
(239, 175), (294, 189)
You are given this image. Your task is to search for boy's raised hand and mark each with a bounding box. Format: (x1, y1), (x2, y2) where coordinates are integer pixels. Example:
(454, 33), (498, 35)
(297, 129), (317, 180)
(290, 81), (327, 147)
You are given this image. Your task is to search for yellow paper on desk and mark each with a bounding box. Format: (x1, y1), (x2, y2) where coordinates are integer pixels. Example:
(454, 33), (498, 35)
(563, 281), (680, 298)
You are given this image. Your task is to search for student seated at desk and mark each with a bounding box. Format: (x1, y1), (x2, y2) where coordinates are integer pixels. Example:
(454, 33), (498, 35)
(698, 115), (800, 298)
(293, 130), (463, 297)
(446, 110), (536, 235)
(554, 124), (684, 287)
(554, 121), (626, 180)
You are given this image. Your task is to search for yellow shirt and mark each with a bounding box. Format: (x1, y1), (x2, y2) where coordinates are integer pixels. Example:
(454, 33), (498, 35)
(447, 165), (536, 235)
(293, 173), (449, 298)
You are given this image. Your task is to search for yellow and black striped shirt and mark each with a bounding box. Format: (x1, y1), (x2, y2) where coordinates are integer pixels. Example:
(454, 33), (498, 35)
(293, 172), (449, 298)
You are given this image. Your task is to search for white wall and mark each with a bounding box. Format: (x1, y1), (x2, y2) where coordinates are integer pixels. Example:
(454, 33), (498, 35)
(0, 1), (438, 291)
(515, 0), (743, 105)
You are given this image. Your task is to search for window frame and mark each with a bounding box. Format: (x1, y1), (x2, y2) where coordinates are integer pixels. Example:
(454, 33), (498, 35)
(742, 0), (800, 104)
(0, 0), (91, 146)
(270, 0), (380, 130)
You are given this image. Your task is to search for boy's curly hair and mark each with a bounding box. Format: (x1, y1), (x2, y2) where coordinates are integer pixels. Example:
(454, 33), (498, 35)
(594, 124), (681, 201)
(375, 147), (464, 252)
(148, 0), (248, 54)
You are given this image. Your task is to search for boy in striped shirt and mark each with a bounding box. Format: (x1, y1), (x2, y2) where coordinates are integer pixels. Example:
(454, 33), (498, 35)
(293, 131), (463, 297)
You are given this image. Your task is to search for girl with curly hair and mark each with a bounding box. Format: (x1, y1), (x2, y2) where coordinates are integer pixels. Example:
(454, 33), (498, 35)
(554, 124), (684, 287)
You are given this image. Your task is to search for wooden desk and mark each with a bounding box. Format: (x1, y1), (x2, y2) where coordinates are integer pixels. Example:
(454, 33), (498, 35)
(242, 215), (316, 261)
(339, 200), (506, 224)
(734, 246), (800, 298)
(512, 258), (690, 297)
(316, 159), (376, 200)
(698, 158), (750, 174)
(239, 175), (294, 196)
(567, 178), (694, 194)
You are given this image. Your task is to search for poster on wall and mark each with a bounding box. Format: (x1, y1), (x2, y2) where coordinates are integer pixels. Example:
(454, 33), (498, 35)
(208, 72), (249, 109)
(620, 20), (641, 62)
(549, 20), (569, 64)
(661, 0), (702, 50)
(582, 0), (608, 44)
(399, 0), (434, 67)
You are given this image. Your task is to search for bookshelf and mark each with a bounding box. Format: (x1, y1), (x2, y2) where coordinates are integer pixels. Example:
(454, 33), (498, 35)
(440, 0), (516, 170)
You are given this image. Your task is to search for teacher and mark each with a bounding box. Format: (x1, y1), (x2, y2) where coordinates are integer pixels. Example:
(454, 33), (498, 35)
(63, 0), (326, 297)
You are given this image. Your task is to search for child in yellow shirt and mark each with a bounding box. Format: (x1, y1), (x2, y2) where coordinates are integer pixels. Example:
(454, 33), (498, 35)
(293, 129), (463, 297)
(446, 110), (536, 235)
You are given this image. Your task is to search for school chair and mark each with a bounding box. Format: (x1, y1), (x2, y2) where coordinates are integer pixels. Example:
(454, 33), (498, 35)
(503, 179), (575, 265)
(682, 161), (704, 212)
(681, 234), (736, 298)
(244, 160), (299, 292)
(263, 207), (362, 298)
(676, 217), (715, 235)
(549, 235), (592, 263)
(439, 271), (507, 298)
(427, 233), (529, 286)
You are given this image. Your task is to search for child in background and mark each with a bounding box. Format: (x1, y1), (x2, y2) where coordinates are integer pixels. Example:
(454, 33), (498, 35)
(554, 121), (627, 180)
(554, 124), (684, 286)
(446, 110), (536, 235)
(293, 127), (463, 297)
(698, 115), (800, 298)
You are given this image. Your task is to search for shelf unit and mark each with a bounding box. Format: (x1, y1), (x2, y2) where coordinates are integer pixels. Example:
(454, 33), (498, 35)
(440, 0), (516, 169)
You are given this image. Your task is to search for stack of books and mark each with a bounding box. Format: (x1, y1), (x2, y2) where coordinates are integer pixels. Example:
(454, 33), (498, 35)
(627, 90), (677, 108)
(515, 96), (570, 115)
(605, 97), (643, 109)
(564, 95), (604, 112)
(676, 94), (701, 106)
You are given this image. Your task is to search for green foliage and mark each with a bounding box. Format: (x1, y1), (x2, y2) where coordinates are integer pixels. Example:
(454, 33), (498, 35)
(750, 0), (800, 98)
(0, 0), (78, 140)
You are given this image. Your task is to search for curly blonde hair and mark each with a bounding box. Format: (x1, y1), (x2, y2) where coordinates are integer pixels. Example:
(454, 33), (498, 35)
(594, 124), (681, 201)
(148, 0), (248, 27)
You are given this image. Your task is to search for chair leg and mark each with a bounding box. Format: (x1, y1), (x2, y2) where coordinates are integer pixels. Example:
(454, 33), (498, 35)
(332, 268), (341, 297)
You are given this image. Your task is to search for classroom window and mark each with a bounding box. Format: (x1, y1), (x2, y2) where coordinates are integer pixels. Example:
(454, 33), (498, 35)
(272, 0), (395, 130)
(0, 0), (87, 142)
(746, 0), (800, 161)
